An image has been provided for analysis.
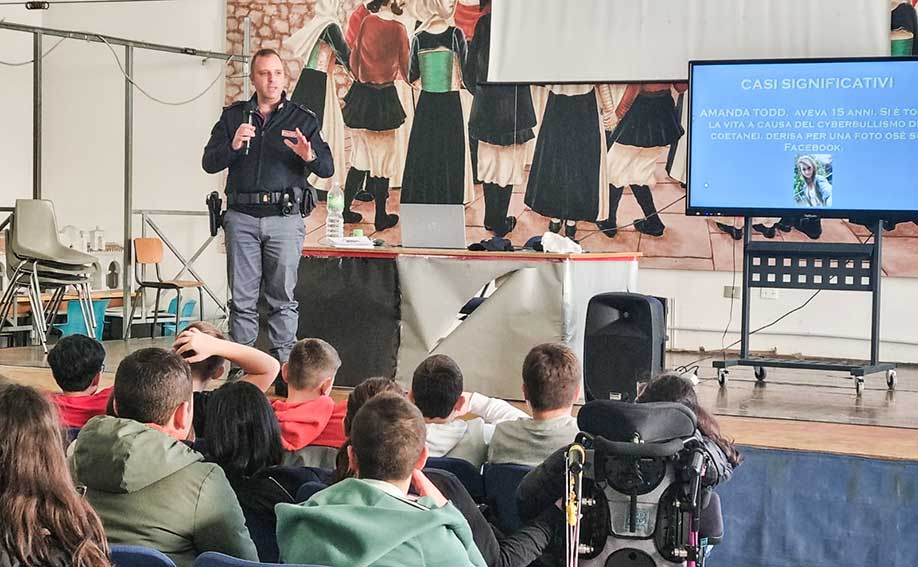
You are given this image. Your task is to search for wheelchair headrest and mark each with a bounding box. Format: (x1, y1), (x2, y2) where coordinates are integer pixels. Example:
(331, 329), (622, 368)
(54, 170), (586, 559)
(578, 400), (697, 444)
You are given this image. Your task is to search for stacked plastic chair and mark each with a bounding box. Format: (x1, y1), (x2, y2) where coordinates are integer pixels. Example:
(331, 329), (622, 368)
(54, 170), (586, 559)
(0, 200), (98, 352)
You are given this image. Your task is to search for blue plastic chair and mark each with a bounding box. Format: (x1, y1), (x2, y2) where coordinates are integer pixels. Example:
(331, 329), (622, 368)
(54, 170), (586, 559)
(161, 297), (197, 336)
(110, 545), (176, 567)
(55, 298), (109, 340)
(483, 462), (533, 533)
(193, 551), (329, 567)
(425, 457), (484, 502)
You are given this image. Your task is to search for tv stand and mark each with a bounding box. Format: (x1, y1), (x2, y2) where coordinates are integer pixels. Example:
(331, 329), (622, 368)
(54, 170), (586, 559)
(713, 217), (895, 397)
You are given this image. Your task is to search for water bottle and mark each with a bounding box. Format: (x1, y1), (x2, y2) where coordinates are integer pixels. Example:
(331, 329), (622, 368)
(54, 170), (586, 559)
(326, 182), (345, 241)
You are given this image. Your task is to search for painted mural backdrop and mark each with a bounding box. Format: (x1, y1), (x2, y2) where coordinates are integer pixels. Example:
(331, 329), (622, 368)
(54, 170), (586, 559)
(224, 0), (918, 277)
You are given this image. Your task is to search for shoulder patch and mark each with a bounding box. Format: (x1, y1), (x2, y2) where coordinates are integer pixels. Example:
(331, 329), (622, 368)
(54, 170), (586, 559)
(224, 99), (248, 111)
(288, 101), (318, 119)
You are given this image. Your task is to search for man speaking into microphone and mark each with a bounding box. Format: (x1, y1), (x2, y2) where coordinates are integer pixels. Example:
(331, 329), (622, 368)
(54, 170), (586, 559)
(203, 48), (333, 392)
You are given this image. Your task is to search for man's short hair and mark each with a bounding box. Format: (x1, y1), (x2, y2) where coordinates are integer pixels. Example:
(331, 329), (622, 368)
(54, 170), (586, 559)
(113, 348), (192, 425)
(180, 321), (227, 381)
(350, 393), (426, 481)
(286, 339), (341, 390)
(522, 343), (581, 412)
(47, 335), (106, 392)
(249, 47), (283, 76)
(410, 354), (463, 419)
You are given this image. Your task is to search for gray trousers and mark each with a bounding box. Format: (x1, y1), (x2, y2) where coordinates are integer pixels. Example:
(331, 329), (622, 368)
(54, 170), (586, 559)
(223, 209), (306, 363)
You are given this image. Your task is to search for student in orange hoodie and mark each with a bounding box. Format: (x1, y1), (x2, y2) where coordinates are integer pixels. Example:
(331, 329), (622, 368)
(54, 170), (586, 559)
(271, 338), (347, 467)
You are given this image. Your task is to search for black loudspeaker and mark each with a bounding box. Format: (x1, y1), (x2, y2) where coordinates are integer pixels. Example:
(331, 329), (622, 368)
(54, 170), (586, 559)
(584, 293), (666, 402)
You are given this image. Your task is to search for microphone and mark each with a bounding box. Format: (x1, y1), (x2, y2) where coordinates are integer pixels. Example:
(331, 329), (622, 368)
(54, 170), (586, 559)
(243, 107), (254, 156)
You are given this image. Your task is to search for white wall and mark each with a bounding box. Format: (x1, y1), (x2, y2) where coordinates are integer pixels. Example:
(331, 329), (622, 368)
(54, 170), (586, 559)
(1, 1), (230, 317)
(641, 268), (918, 364)
(0, 8), (42, 205)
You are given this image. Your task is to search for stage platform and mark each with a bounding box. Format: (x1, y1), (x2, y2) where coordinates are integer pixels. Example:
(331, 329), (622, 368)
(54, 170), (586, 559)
(2, 338), (918, 461)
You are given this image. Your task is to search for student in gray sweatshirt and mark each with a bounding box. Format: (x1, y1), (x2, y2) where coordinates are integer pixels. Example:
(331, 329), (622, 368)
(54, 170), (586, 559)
(488, 343), (581, 467)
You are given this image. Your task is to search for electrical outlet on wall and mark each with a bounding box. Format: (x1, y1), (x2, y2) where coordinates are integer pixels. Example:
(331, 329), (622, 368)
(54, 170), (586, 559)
(760, 288), (779, 300)
(723, 285), (741, 299)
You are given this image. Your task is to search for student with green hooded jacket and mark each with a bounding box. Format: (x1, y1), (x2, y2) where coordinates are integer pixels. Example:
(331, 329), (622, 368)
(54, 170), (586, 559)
(69, 348), (257, 567)
(277, 393), (487, 567)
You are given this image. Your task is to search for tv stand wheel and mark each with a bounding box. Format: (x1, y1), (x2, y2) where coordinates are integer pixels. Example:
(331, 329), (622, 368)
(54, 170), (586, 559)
(886, 369), (897, 390)
(754, 366), (767, 382)
(717, 368), (729, 387)
(855, 377), (865, 397)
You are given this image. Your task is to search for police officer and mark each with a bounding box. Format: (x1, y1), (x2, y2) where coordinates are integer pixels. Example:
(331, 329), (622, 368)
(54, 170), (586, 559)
(203, 48), (333, 391)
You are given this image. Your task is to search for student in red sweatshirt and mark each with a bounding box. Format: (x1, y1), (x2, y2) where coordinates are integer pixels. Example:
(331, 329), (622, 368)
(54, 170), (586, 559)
(47, 335), (112, 429)
(272, 338), (347, 467)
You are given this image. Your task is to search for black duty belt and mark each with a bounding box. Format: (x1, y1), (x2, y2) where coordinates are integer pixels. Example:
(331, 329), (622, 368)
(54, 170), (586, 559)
(227, 189), (301, 206)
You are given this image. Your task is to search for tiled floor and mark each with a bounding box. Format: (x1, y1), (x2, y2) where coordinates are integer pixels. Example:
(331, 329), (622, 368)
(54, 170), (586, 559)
(311, 161), (918, 277)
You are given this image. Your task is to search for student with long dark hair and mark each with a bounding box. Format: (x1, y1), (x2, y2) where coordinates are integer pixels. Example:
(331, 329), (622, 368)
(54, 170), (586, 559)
(205, 381), (327, 562)
(0, 383), (112, 567)
(637, 372), (742, 479)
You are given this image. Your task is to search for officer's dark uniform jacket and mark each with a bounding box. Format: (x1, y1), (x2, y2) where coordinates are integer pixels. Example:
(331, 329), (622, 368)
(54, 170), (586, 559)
(202, 92), (334, 218)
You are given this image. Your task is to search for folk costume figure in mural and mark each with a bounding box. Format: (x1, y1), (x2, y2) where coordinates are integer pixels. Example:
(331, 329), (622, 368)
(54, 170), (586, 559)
(400, 0), (472, 206)
(465, 0), (535, 236)
(524, 84), (609, 241)
(346, 0), (417, 194)
(455, 0), (485, 185)
(600, 83), (686, 238)
(287, 0), (351, 193)
(341, 0), (409, 231)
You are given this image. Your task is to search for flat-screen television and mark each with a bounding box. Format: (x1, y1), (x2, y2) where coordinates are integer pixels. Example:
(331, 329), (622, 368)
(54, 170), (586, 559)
(687, 57), (918, 220)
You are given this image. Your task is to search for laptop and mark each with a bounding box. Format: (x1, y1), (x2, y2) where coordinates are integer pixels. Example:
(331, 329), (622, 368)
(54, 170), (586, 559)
(400, 204), (467, 249)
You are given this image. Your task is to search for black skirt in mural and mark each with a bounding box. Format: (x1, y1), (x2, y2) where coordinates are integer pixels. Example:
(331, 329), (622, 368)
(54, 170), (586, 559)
(609, 90), (684, 148)
(524, 90), (600, 221)
(290, 68), (328, 129)
(469, 84), (536, 147)
(400, 90), (466, 205)
(342, 82), (406, 132)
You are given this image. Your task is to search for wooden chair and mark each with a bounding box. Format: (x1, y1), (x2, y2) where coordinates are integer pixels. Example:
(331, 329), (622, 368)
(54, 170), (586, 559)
(125, 238), (204, 338)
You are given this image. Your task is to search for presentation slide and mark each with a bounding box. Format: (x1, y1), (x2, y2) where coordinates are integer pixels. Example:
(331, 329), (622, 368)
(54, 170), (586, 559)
(689, 59), (918, 217)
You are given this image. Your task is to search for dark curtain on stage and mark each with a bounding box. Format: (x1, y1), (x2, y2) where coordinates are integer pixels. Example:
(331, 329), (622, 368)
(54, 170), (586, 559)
(259, 256), (400, 387)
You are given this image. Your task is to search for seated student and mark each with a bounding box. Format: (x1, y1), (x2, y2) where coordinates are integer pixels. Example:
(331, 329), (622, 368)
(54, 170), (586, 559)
(488, 343), (582, 466)
(172, 322), (279, 436)
(0, 383), (112, 567)
(276, 393), (487, 567)
(271, 338), (347, 467)
(328, 378), (560, 567)
(332, 376), (406, 483)
(69, 348), (257, 567)
(205, 381), (328, 562)
(410, 354), (528, 468)
(47, 334), (112, 429)
(636, 372), (742, 483)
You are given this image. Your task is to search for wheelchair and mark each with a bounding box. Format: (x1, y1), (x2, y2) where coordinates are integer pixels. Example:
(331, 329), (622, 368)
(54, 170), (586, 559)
(564, 400), (723, 567)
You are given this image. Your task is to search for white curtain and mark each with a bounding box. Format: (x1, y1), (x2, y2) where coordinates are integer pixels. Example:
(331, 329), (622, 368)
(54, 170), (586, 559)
(489, 0), (889, 83)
